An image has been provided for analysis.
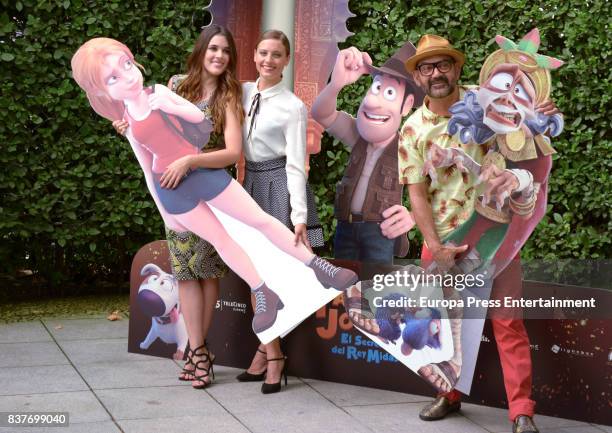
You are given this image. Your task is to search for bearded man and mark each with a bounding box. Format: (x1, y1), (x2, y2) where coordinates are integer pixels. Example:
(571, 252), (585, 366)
(399, 33), (560, 433)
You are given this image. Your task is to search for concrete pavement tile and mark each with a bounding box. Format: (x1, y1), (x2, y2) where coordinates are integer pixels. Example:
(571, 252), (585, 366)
(0, 365), (87, 396)
(460, 402), (590, 432)
(0, 391), (109, 424)
(0, 342), (68, 368)
(345, 402), (488, 433)
(118, 415), (250, 433)
(237, 407), (373, 433)
(95, 385), (226, 420)
(0, 322), (51, 343)
(304, 378), (429, 406)
(43, 318), (128, 341)
(206, 364), (245, 383)
(77, 359), (180, 390)
(58, 339), (143, 365)
(0, 421), (121, 433)
(593, 424), (612, 432)
(207, 378), (336, 415)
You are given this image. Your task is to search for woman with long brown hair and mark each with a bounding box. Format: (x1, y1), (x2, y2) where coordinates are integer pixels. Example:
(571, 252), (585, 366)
(112, 24), (244, 389)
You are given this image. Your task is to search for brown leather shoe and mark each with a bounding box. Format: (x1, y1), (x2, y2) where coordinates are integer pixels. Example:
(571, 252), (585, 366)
(419, 395), (461, 421)
(251, 283), (284, 333)
(513, 415), (539, 433)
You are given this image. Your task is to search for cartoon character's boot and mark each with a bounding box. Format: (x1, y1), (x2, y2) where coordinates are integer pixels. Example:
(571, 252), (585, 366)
(251, 283), (284, 334)
(308, 256), (358, 290)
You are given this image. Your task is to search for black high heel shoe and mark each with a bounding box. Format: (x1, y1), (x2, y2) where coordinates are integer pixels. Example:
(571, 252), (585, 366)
(178, 347), (194, 381)
(236, 348), (267, 382)
(261, 355), (287, 394)
(191, 343), (215, 390)
(180, 340), (216, 381)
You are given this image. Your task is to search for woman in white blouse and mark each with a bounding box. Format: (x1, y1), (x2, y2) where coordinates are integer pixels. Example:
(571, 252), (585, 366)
(236, 30), (323, 394)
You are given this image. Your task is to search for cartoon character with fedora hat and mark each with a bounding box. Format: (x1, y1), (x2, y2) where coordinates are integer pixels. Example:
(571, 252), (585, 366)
(311, 42), (425, 269)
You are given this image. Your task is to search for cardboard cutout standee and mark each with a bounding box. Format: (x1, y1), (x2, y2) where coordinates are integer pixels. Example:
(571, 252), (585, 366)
(311, 43), (424, 263)
(416, 26), (564, 396)
(312, 44), (461, 382)
(136, 263), (188, 359)
(71, 38), (358, 344)
(423, 28), (564, 279)
(343, 28), (564, 394)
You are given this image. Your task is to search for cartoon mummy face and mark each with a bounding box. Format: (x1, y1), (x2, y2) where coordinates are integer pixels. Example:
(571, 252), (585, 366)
(477, 64), (536, 133)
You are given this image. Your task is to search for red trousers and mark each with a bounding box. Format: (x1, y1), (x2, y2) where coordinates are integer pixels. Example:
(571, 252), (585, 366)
(422, 245), (536, 421)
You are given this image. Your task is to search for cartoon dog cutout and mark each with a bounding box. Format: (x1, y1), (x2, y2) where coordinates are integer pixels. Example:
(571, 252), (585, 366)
(137, 263), (188, 360)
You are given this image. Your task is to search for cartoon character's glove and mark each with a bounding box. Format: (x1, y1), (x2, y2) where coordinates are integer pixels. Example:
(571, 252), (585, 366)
(525, 112), (564, 137)
(448, 90), (495, 145)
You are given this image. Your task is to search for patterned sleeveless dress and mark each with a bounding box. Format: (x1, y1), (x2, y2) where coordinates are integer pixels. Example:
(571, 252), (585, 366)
(164, 74), (229, 280)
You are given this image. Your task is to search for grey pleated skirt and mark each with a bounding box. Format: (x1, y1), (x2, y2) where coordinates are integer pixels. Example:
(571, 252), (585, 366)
(243, 157), (324, 247)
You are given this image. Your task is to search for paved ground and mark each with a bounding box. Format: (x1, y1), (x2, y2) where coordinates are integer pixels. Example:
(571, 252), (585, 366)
(0, 316), (609, 433)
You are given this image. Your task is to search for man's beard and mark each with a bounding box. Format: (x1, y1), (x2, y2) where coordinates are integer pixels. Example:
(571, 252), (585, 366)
(427, 76), (455, 98)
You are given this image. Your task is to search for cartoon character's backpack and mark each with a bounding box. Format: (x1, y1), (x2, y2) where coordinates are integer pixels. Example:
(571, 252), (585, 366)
(151, 85), (213, 150)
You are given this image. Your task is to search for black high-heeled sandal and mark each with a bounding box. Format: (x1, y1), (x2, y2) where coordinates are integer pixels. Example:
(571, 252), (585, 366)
(261, 355), (287, 394)
(236, 347), (267, 382)
(178, 347), (194, 381)
(191, 343), (215, 390)
(180, 340), (216, 381)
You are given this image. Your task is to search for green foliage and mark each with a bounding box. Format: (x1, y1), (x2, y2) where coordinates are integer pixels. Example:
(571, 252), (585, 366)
(0, 0), (208, 290)
(0, 0), (609, 296)
(311, 0), (611, 259)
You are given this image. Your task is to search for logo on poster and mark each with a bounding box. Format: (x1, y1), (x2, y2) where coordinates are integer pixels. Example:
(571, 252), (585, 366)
(331, 332), (398, 364)
(315, 296), (352, 340)
(313, 299), (397, 365)
(215, 299), (248, 314)
(551, 343), (594, 358)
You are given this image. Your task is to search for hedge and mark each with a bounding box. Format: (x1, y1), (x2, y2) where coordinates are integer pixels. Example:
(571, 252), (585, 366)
(0, 0), (609, 295)
(310, 0), (611, 260)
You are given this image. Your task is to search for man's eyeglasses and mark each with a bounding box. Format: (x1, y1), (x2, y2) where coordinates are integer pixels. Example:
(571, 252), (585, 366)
(416, 60), (455, 76)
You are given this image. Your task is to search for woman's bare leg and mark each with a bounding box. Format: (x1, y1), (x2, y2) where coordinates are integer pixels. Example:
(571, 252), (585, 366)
(200, 278), (219, 340)
(245, 343), (268, 375)
(176, 277), (219, 385)
(264, 338), (284, 385)
(178, 279), (204, 381)
(243, 339), (284, 383)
